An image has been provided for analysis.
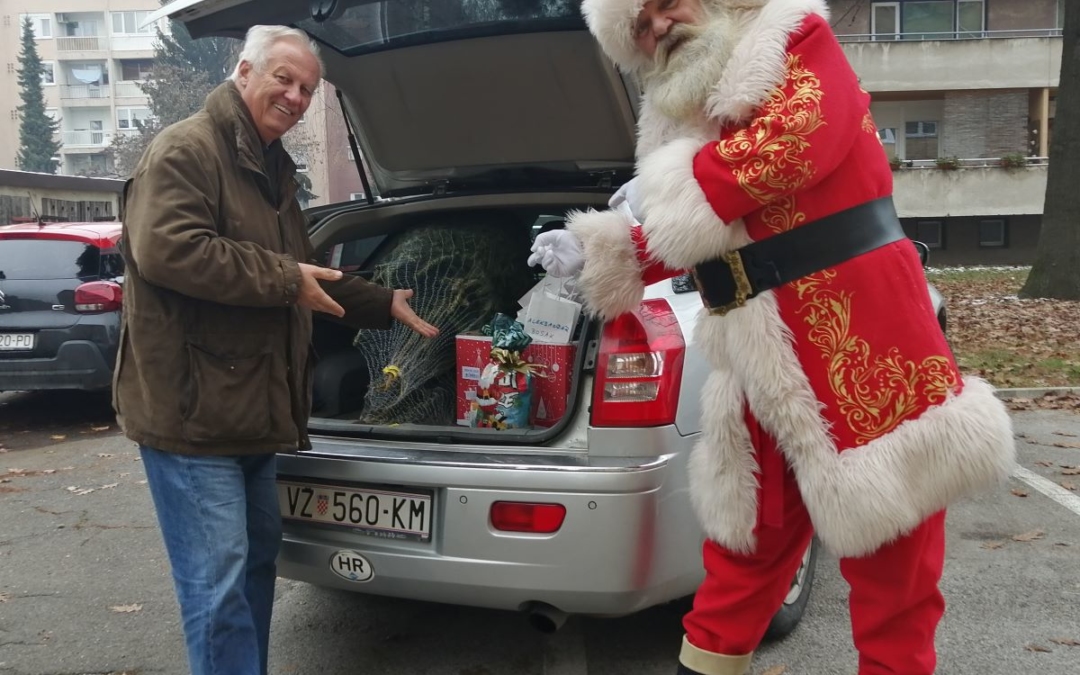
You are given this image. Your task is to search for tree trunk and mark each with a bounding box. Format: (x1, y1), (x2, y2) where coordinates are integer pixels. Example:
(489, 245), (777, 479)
(1020, 3), (1080, 299)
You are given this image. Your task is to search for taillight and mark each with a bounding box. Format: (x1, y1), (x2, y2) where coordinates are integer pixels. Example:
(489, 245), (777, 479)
(74, 281), (123, 313)
(490, 502), (567, 533)
(591, 299), (685, 427)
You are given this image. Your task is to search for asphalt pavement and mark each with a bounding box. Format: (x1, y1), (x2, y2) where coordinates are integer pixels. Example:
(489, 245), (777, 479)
(1, 391), (1078, 675)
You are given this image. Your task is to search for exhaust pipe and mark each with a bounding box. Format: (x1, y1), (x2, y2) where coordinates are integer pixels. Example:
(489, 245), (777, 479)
(523, 602), (569, 633)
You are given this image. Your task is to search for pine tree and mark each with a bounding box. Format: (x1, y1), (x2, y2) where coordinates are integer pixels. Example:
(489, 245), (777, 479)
(16, 17), (62, 174)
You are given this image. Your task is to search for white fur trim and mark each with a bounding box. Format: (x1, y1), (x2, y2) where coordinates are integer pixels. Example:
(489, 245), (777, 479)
(565, 209), (646, 320)
(636, 137), (751, 268)
(582, 0), (651, 73)
(706, 0), (830, 125)
(690, 291), (1017, 557)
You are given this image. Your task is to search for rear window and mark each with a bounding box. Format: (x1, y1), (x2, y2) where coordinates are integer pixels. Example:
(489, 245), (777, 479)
(0, 239), (102, 281)
(297, 0), (583, 55)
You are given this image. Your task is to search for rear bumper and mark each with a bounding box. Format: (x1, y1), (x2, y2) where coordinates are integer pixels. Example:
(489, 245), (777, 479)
(0, 340), (113, 391)
(276, 433), (705, 616)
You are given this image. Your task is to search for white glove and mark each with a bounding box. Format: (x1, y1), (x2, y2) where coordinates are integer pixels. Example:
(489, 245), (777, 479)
(527, 229), (584, 278)
(608, 177), (644, 223)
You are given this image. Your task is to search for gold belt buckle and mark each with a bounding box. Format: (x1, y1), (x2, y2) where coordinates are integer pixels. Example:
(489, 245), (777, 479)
(694, 251), (753, 317)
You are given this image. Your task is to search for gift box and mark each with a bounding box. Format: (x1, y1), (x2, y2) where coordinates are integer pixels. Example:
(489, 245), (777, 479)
(456, 334), (576, 428)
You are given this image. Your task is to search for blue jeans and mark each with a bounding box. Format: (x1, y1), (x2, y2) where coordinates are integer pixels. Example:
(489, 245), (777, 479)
(140, 446), (281, 675)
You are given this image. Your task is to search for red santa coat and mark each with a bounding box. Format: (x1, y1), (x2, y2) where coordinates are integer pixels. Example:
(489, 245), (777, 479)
(569, 0), (1015, 557)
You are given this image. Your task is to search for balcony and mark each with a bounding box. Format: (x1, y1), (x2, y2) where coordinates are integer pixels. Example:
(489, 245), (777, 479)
(892, 160), (1047, 219)
(56, 35), (109, 53)
(840, 31), (1062, 92)
(60, 84), (110, 101)
(62, 130), (113, 149)
(114, 81), (147, 98)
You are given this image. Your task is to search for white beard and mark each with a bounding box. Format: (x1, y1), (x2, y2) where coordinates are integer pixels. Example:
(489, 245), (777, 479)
(640, 13), (740, 125)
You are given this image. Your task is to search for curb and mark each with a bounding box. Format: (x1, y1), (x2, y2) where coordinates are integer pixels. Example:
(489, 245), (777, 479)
(995, 386), (1080, 399)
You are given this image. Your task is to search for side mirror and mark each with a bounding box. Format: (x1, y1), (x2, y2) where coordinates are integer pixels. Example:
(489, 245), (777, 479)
(913, 241), (930, 268)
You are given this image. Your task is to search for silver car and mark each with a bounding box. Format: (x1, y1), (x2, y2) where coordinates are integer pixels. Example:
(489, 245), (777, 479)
(160, 0), (945, 637)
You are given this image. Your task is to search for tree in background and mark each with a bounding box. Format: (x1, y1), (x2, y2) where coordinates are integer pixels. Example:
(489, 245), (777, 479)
(1020, 2), (1080, 300)
(16, 17), (62, 174)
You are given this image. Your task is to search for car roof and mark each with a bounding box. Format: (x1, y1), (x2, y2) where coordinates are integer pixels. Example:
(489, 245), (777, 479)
(0, 221), (123, 249)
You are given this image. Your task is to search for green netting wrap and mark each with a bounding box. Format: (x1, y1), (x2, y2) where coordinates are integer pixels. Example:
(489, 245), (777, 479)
(352, 214), (536, 425)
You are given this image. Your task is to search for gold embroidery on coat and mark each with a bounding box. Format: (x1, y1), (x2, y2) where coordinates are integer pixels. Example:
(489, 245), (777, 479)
(716, 54), (826, 205)
(794, 272), (959, 445)
(761, 196), (806, 235)
(861, 111), (877, 136)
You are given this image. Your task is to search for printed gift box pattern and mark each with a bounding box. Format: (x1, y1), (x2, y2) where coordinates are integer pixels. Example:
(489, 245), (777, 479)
(455, 334), (576, 428)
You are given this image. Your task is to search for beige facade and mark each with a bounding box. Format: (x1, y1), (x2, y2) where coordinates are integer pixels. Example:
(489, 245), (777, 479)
(0, 0), (162, 175)
(829, 0), (1064, 265)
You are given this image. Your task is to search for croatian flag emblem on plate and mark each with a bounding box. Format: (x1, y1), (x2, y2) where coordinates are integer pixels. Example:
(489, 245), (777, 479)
(316, 494), (328, 516)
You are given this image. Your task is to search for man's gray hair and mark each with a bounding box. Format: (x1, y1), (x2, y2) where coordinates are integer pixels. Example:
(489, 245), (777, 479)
(228, 25), (324, 83)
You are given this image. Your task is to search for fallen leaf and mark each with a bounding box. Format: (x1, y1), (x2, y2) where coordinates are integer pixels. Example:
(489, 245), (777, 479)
(981, 541), (1006, 550)
(1054, 542), (1071, 547)
(97, 453), (115, 459)
(1052, 442), (1080, 450)
(1013, 529), (1046, 542)
(761, 667), (788, 675)
(100, 483), (118, 490)
(65, 486), (78, 492)
(1011, 488), (1029, 498)
(1052, 431), (1078, 437)
(1035, 460), (1055, 467)
(7, 468), (26, 475)
(42, 469), (56, 475)
(91, 425), (111, 432)
(50, 435), (66, 441)
(1060, 467), (1080, 476)
(1050, 638), (1080, 646)
(1061, 481), (1077, 491)
(1025, 644), (1052, 653)
(110, 604), (143, 613)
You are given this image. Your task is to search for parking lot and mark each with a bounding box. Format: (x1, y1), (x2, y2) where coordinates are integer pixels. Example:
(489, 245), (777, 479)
(1, 390), (1078, 675)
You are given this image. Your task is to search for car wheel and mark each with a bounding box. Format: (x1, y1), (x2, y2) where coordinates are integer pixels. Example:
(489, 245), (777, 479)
(763, 536), (819, 642)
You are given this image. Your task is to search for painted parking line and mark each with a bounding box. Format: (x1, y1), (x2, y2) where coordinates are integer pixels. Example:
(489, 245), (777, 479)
(1013, 466), (1080, 517)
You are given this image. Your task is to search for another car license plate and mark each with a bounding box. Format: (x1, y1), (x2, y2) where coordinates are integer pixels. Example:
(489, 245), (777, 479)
(278, 481), (432, 541)
(0, 333), (34, 351)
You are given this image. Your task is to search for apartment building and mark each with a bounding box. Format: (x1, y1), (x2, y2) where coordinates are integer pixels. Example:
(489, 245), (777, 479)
(830, 0), (1064, 265)
(0, 0), (164, 176)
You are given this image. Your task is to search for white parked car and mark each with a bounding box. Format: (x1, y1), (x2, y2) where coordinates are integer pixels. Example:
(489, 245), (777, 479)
(158, 0), (946, 636)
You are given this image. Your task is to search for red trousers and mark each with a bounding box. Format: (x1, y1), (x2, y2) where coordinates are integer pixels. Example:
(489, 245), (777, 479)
(683, 416), (947, 674)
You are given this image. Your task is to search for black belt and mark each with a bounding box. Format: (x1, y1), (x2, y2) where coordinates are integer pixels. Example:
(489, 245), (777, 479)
(692, 197), (906, 316)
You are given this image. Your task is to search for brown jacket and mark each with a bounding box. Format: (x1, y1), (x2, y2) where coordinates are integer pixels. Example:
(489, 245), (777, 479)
(113, 82), (392, 455)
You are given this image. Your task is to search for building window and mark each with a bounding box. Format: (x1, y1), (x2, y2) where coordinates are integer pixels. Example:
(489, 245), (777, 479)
(20, 13), (52, 39)
(978, 219), (1007, 248)
(871, 1), (984, 40)
(111, 11), (153, 35)
(905, 121), (939, 160)
(117, 107), (152, 130)
(957, 0), (985, 37)
(119, 59), (153, 81)
(916, 220), (944, 249)
(41, 61), (55, 85)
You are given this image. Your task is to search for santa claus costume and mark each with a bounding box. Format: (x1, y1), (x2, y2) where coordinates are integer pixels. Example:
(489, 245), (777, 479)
(563, 0), (1017, 673)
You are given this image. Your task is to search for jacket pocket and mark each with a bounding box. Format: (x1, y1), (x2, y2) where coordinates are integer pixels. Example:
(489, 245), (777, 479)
(182, 344), (271, 443)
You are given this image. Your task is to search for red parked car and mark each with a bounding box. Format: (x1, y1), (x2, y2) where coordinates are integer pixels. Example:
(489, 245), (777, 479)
(0, 221), (124, 392)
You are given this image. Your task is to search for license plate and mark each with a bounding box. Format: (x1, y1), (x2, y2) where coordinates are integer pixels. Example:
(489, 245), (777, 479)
(278, 481), (432, 541)
(0, 333), (34, 351)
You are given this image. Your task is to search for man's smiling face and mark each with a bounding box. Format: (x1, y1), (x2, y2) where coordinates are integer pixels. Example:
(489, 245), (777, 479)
(236, 38), (320, 144)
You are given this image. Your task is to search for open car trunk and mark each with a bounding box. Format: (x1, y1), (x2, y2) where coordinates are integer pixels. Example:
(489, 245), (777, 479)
(304, 190), (611, 445)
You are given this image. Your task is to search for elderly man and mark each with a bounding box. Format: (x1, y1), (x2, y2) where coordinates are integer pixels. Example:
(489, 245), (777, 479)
(115, 25), (437, 675)
(530, 1), (1015, 673)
